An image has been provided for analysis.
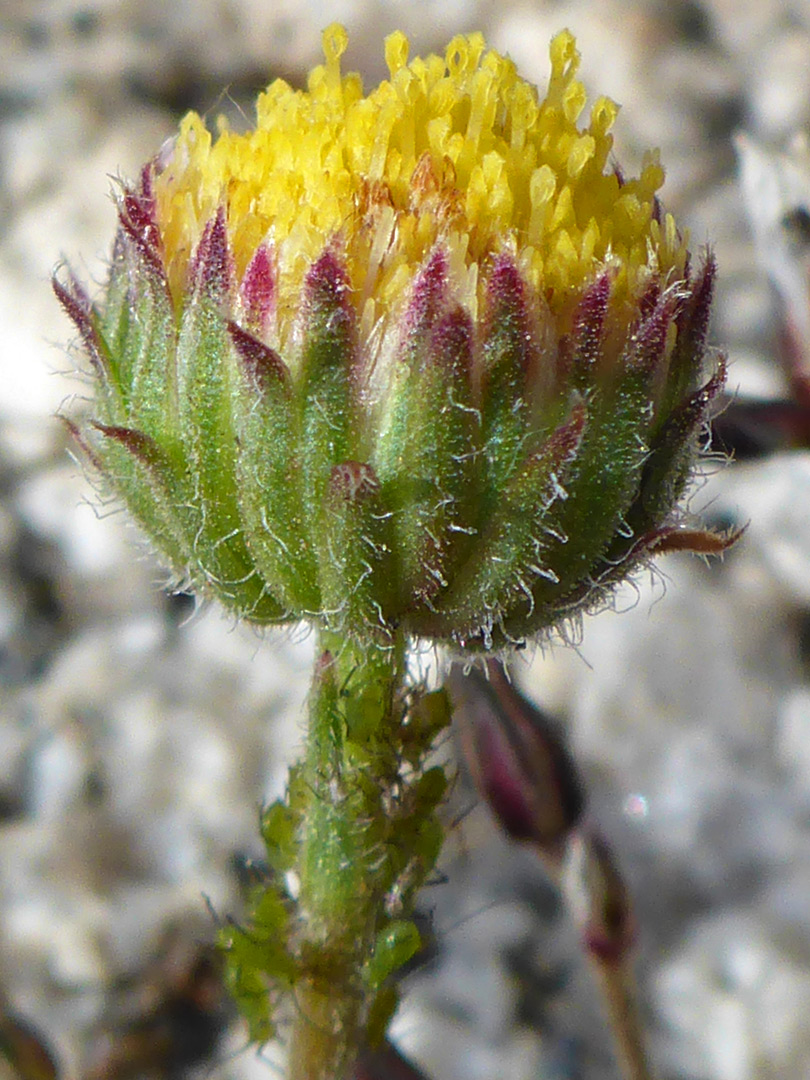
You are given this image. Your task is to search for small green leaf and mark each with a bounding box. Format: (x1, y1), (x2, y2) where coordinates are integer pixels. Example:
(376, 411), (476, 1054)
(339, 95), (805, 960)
(401, 689), (452, 763)
(260, 801), (299, 873)
(365, 920), (421, 989)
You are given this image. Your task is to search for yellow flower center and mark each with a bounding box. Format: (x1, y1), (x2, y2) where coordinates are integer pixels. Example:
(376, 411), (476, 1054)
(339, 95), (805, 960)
(154, 25), (686, 343)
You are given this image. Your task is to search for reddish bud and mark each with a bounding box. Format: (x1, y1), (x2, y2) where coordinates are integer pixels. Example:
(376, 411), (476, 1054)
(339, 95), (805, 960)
(448, 660), (584, 855)
(712, 398), (810, 457)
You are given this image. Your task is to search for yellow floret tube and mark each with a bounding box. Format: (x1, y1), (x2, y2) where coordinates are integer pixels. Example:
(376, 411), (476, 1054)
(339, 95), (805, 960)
(154, 24), (686, 347)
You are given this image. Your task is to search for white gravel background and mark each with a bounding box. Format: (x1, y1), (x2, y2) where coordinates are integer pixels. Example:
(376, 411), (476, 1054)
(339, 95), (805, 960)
(2, 2), (810, 1079)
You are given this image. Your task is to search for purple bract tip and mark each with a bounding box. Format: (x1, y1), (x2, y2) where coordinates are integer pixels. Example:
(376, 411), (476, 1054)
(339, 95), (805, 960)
(305, 248), (350, 307)
(571, 273), (611, 375)
(119, 184), (165, 282)
(627, 289), (680, 376)
(52, 275), (105, 375)
(679, 253), (716, 355)
(399, 246), (450, 356)
(240, 243), (277, 335)
(227, 321), (291, 394)
(91, 421), (163, 469)
(430, 306), (474, 379)
(190, 206), (233, 297)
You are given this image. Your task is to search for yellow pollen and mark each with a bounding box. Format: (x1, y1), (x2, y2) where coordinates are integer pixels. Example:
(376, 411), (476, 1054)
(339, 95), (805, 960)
(153, 25), (686, 339)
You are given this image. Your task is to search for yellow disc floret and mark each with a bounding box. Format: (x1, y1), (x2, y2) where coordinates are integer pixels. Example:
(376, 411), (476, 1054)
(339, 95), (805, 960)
(154, 24), (686, 341)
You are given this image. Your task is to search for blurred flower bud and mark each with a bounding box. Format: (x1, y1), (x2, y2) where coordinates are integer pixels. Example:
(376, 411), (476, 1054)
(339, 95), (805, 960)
(448, 660), (584, 856)
(564, 828), (635, 963)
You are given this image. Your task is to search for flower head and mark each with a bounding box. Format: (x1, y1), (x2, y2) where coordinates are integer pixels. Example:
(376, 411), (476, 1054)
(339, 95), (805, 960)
(56, 25), (729, 649)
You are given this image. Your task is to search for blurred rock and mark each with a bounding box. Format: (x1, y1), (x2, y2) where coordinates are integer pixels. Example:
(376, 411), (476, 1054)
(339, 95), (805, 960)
(3, 3), (810, 1079)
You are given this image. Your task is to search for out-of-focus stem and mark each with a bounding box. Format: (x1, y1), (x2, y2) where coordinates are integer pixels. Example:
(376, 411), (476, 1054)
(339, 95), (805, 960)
(569, 829), (656, 1080)
(592, 957), (656, 1080)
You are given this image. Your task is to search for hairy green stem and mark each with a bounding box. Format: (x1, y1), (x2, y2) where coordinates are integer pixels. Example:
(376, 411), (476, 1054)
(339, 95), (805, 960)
(288, 628), (407, 1080)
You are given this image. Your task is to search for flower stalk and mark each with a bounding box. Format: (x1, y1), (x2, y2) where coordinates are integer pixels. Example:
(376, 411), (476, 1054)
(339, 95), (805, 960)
(221, 625), (448, 1080)
(290, 633), (406, 1080)
(568, 830), (653, 1080)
